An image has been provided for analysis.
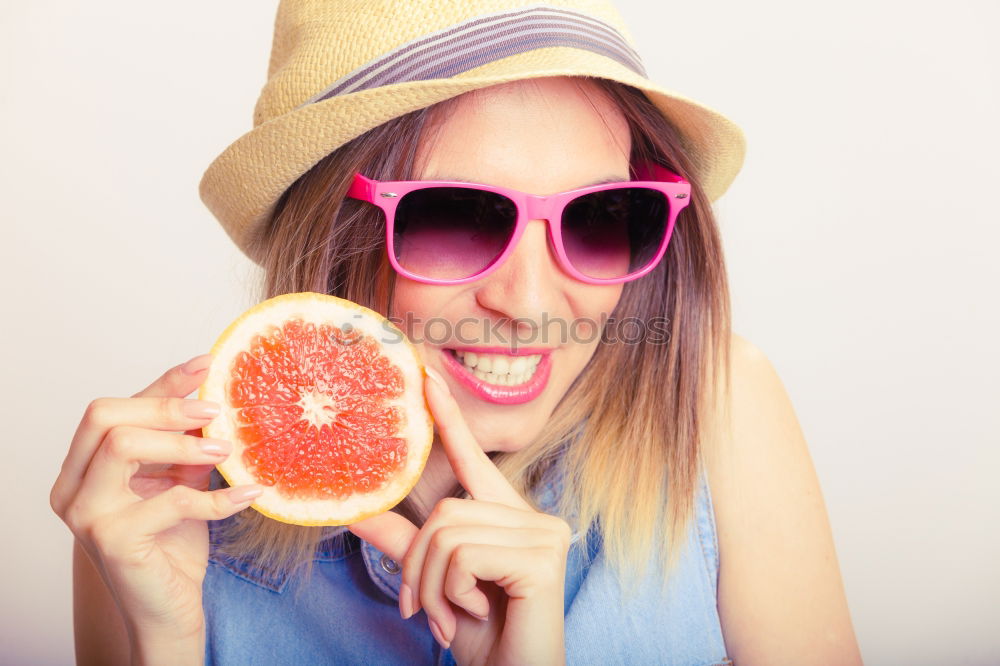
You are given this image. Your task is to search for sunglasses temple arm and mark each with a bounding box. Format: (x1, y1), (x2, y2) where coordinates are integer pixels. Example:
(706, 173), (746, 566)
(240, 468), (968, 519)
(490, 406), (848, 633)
(347, 173), (375, 201)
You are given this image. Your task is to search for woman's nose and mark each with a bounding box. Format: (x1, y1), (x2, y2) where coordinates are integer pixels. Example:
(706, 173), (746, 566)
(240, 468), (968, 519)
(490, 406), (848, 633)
(473, 218), (571, 329)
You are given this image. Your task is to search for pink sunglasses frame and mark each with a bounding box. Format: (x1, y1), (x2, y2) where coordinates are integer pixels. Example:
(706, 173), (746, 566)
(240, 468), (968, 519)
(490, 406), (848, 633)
(345, 163), (691, 286)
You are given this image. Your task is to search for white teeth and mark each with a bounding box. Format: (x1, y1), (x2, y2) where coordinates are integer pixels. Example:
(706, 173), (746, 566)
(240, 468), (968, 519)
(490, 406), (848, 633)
(454, 350), (545, 387)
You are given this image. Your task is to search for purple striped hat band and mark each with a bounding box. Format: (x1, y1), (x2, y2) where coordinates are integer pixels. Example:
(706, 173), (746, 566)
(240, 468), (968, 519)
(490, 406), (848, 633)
(300, 4), (647, 108)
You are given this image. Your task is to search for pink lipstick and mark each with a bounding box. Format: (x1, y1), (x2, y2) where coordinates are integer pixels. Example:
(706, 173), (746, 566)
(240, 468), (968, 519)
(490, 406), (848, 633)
(440, 348), (552, 405)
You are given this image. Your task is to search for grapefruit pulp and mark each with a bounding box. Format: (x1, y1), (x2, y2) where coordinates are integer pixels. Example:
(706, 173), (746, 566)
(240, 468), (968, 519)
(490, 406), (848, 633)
(199, 292), (433, 526)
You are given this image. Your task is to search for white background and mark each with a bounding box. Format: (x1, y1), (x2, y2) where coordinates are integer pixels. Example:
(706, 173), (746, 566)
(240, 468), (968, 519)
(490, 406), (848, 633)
(2, 1), (998, 663)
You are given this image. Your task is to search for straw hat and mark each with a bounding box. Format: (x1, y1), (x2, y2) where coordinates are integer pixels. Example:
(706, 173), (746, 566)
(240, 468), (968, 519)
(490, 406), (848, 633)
(200, 0), (747, 265)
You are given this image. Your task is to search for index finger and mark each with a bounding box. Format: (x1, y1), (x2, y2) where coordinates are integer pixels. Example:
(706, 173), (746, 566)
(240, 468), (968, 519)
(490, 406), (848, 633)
(424, 368), (530, 510)
(132, 353), (214, 399)
(52, 354), (218, 513)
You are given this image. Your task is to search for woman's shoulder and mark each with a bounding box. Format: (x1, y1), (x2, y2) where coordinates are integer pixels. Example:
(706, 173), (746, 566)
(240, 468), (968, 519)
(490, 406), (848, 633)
(701, 330), (815, 563)
(701, 332), (863, 663)
(700, 331), (791, 485)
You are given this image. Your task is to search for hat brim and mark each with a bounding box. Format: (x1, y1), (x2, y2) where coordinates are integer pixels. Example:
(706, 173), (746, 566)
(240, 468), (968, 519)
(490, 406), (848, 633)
(200, 47), (746, 264)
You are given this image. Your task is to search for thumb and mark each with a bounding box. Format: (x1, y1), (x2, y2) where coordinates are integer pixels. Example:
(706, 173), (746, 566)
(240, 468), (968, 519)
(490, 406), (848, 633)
(348, 510), (419, 562)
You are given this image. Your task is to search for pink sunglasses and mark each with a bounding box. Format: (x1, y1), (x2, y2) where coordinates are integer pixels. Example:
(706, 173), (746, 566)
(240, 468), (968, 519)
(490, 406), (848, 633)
(346, 163), (691, 285)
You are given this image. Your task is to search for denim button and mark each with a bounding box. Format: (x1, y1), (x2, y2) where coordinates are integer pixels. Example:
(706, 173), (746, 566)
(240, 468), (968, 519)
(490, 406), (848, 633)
(379, 554), (401, 574)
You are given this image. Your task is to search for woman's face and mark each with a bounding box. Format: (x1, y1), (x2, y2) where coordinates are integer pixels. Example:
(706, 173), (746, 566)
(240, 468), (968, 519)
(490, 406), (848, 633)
(390, 76), (631, 452)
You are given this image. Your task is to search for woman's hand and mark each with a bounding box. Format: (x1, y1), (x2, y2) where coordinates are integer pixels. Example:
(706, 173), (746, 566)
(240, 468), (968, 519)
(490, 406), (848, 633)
(49, 354), (264, 656)
(349, 369), (571, 666)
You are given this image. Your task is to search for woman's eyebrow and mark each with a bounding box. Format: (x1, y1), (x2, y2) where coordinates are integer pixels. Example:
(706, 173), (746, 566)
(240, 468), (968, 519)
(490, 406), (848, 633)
(583, 175), (631, 186)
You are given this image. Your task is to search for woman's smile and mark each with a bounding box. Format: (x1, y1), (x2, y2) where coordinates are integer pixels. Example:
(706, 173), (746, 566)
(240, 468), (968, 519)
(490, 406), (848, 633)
(439, 346), (554, 404)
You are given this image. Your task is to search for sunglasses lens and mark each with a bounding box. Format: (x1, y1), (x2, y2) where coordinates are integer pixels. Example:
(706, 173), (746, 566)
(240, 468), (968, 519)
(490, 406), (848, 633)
(393, 187), (517, 280)
(561, 187), (669, 280)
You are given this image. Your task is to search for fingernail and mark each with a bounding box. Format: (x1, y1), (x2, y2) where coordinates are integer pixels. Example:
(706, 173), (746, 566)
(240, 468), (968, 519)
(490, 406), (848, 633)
(424, 367), (450, 396)
(199, 438), (231, 455)
(183, 400), (221, 419)
(399, 583), (414, 619)
(470, 610), (488, 622)
(181, 354), (213, 375)
(428, 619), (450, 650)
(227, 485), (263, 504)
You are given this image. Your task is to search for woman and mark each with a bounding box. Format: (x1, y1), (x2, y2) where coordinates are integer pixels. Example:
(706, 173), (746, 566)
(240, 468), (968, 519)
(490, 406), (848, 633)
(50, 1), (863, 664)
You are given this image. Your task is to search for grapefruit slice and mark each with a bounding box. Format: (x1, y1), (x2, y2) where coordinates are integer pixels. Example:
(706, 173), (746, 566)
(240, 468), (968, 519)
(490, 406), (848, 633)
(199, 292), (433, 526)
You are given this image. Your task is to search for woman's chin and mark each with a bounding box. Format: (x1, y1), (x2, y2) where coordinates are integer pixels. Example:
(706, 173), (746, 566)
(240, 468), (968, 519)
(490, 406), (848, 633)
(444, 387), (550, 455)
(468, 421), (539, 455)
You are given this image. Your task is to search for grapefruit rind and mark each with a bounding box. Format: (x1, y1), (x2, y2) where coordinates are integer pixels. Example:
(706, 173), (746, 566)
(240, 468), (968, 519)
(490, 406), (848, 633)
(198, 292), (434, 527)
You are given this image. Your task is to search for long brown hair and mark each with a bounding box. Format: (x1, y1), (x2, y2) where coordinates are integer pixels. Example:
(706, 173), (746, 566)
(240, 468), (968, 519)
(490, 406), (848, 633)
(212, 77), (732, 596)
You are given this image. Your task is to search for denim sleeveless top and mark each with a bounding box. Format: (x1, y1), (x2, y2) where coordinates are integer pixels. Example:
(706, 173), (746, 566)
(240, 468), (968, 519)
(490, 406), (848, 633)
(203, 463), (731, 665)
